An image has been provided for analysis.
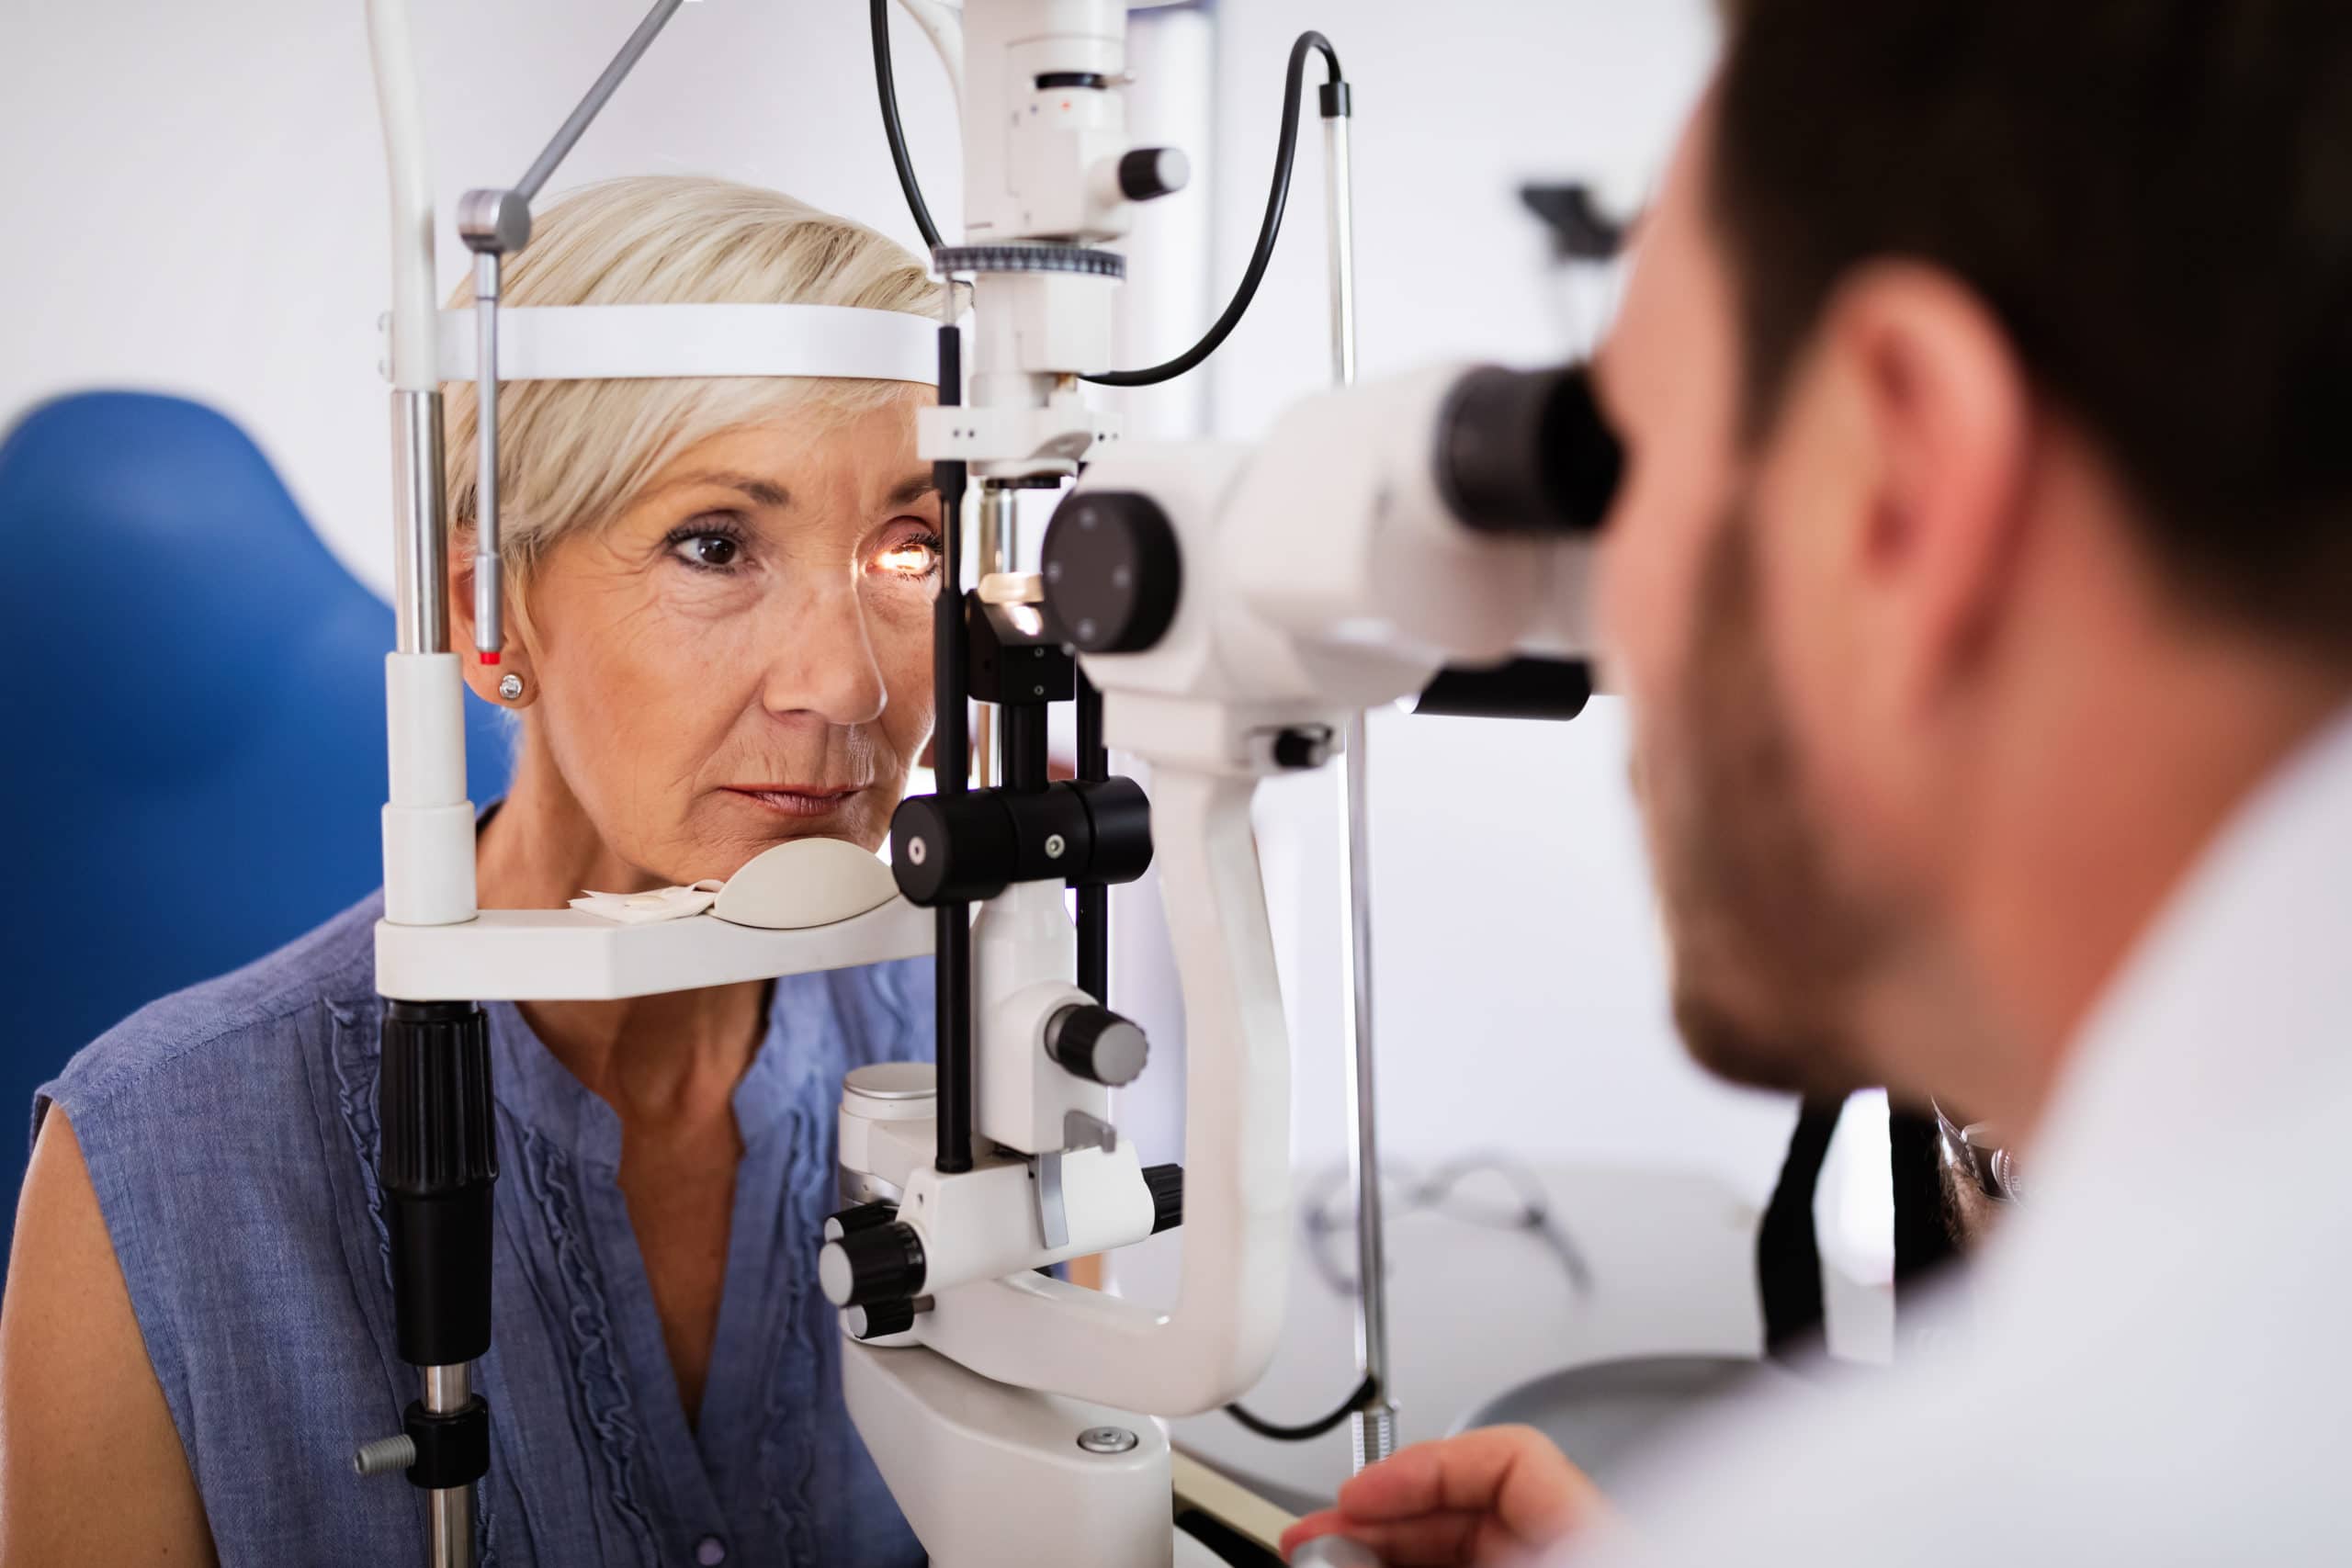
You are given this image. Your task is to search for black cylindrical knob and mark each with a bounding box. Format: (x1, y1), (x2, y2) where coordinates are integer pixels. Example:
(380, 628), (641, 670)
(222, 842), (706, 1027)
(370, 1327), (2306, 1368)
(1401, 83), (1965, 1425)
(1142, 1163), (1184, 1235)
(846, 1298), (919, 1341)
(892, 792), (1021, 905)
(1118, 147), (1192, 201)
(1041, 491), (1183, 655)
(825, 1201), (899, 1243)
(1046, 1004), (1150, 1089)
(820, 1221), (927, 1308)
(1413, 658), (1594, 722)
(1437, 364), (1623, 537)
(379, 1000), (498, 1369)
(1070, 777), (1153, 887)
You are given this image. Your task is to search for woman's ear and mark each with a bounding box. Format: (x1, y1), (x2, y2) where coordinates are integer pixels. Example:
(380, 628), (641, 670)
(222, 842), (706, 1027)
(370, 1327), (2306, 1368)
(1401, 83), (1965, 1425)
(449, 549), (537, 709)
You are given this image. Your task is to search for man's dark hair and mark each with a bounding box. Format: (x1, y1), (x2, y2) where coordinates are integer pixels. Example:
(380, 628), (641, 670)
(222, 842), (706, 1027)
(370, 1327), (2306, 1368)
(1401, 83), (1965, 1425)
(1711, 1), (2352, 655)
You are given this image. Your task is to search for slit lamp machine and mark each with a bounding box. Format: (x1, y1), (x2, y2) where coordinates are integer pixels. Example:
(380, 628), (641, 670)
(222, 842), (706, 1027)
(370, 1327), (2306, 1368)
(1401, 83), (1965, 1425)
(356, 2), (1623, 1564)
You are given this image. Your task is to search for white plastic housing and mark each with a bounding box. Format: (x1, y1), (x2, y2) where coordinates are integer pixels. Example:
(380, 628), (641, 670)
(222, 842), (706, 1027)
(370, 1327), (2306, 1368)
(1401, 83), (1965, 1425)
(374, 897), (933, 1002)
(380, 653), (476, 926)
(963, 0), (1136, 243)
(897, 1143), (1155, 1294)
(907, 769), (1294, 1416)
(843, 1343), (1176, 1568)
(976, 881), (1111, 1155)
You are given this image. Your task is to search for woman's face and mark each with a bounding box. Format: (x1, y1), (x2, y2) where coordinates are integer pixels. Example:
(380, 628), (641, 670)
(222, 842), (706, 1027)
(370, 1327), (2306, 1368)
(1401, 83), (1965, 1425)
(492, 397), (939, 882)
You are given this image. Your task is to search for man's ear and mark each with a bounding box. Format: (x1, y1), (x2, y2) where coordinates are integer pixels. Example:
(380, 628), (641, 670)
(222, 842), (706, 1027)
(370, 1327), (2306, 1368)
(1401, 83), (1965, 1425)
(1826, 262), (2034, 717)
(449, 547), (536, 708)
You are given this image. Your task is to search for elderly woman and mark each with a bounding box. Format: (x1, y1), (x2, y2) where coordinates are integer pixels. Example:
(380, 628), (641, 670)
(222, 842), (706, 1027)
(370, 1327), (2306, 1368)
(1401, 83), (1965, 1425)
(0, 177), (942, 1567)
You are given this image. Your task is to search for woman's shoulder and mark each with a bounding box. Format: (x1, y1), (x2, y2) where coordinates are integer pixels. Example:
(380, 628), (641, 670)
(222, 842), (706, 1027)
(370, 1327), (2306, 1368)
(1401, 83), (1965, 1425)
(43, 891), (385, 1124)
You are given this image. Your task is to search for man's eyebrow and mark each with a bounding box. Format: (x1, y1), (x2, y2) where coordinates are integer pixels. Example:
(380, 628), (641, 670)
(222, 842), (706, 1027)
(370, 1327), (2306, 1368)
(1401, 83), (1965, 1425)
(657, 471), (793, 509)
(886, 472), (941, 510)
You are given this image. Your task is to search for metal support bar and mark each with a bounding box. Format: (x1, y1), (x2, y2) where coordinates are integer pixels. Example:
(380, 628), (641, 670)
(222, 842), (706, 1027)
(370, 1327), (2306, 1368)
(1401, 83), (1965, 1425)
(975, 486), (1005, 788)
(470, 252), (504, 659)
(933, 315), (976, 1176)
(515, 0), (687, 201)
(424, 1362), (472, 1568)
(390, 389), (450, 655)
(1076, 670), (1110, 1002)
(1325, 101), (1396, 1472)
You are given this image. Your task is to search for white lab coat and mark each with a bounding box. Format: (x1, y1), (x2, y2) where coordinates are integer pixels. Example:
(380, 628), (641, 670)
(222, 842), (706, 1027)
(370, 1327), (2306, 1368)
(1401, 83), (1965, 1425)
(1580, 708), (2352, 1565)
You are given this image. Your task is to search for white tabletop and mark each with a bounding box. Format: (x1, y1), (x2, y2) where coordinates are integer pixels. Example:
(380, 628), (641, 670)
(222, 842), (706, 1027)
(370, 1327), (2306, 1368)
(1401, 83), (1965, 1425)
(1110, 1160), (1891, 1508)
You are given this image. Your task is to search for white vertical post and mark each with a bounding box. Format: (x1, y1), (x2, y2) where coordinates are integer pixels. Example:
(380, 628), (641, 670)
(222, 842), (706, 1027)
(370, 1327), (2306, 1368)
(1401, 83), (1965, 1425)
(368, 0), (477, 929)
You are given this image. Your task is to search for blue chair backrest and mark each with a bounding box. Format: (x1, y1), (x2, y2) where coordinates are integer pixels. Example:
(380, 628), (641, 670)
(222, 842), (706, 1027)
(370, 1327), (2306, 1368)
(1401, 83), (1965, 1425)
(0, 391), (511, 1278)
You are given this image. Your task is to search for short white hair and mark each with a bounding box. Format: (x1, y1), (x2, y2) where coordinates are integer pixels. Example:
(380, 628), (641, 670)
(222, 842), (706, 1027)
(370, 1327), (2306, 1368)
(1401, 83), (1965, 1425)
(441, 175), (944, 596)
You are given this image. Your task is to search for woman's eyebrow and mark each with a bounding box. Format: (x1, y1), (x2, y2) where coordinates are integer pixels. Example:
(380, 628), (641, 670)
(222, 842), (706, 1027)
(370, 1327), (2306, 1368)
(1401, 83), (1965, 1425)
(660, 471), (793, 508)
(885, 472), (940, 510)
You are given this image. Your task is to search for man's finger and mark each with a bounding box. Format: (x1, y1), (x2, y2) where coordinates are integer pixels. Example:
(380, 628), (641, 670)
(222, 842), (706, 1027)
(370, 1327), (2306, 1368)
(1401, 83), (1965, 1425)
(1334, 1427), (1599, 1546)
(1281, 1508), (1486, 1565)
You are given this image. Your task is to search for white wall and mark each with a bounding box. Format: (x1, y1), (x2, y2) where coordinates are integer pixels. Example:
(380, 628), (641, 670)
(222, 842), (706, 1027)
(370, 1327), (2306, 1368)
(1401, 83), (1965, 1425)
(0, 0), (964, 596)
(1195, 0), (1809, 1207)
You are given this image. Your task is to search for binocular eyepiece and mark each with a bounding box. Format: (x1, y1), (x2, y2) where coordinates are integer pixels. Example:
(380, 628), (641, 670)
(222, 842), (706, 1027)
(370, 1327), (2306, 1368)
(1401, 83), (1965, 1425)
(1437, 363), (1623, 539)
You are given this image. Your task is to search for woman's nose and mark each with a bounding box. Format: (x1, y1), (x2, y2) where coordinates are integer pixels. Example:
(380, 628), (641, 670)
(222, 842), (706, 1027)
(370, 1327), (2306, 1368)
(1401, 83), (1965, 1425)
(761, 583), (888, 727)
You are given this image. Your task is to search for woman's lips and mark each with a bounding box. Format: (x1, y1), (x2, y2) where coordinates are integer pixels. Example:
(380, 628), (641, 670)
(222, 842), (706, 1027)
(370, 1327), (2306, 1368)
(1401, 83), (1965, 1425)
(723, 785), (866, 819)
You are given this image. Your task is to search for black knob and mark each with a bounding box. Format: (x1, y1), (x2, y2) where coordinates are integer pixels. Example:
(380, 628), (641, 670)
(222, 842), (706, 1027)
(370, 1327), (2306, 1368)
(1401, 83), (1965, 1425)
(1069, 777), (1153, 887)
(1436, 364), (1623, 537)
(1143, 1163), (1184, 1235)
(846, 1298), (919, 1341)
(820, 1221), (926, 1308)
(1046, 1004), (1150, 1089)
(1272, 727), (1333, 770)
(824, 1201), (898, 1243)
(379, 1000), (499, 1369)
(1041, 491), (1183, 655)
(891, 793), (1021, 906)
(1118, 147), (1192, 202)
(1413, 658), (1594, 723)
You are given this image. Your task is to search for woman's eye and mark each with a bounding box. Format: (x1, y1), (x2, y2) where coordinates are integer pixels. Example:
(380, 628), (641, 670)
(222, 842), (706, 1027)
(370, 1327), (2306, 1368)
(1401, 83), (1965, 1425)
(667, 529), (744, 571)
(872, 533), (943, 579)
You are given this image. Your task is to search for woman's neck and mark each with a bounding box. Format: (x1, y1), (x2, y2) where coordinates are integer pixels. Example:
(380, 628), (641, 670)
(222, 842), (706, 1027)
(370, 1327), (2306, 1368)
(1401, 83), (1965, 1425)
(477, 728), (769, 1117)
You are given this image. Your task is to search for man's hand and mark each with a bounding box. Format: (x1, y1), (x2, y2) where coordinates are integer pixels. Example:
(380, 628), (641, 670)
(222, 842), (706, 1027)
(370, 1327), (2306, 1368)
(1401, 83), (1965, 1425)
(1280, 1425), (1610, 1565)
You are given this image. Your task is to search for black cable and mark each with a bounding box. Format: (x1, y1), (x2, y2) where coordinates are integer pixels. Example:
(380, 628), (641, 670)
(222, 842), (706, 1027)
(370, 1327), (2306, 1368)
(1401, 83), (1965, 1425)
(1226, 1372), (1379, 1443)
(865, 14), (1346, 387)
(1085, 32), (1346, 389)
(871, 0), (944, 254)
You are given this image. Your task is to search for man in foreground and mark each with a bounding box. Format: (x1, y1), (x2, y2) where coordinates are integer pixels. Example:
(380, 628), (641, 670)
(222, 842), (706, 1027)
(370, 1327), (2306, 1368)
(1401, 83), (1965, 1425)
(1291, 1), (2352, 1561)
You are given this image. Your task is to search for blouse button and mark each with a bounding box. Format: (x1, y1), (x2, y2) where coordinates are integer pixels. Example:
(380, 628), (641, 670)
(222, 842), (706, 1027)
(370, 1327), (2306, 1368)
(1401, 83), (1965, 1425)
(695, 1537), (727, 1566)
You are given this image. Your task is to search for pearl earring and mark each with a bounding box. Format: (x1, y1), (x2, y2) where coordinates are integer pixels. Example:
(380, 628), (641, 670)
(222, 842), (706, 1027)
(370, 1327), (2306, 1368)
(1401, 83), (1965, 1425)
(497, 671), (525, 703)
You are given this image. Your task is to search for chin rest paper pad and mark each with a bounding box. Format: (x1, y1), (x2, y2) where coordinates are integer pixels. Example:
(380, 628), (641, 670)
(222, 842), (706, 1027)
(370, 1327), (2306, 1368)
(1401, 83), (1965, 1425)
(712, 839), (899, 931)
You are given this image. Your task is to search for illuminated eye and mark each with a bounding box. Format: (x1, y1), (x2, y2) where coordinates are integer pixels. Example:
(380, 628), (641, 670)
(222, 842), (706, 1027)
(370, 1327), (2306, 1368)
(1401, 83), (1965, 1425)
(874, 537), (940, 577)
(691, 535), (739, 569)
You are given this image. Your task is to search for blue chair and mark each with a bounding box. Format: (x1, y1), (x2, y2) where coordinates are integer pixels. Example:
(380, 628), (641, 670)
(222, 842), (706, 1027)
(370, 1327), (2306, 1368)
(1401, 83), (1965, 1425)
(0, 391), (511, 1280)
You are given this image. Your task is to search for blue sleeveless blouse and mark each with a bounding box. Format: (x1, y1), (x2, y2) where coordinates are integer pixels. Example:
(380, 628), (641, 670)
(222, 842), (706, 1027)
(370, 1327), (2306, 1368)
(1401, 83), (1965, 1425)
(35, 892), (930, 1567)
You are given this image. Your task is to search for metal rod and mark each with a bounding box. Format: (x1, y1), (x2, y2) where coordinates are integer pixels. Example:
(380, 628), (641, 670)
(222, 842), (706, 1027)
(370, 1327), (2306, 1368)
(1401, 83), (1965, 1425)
(933, 315), (975, 1176)
(1326, 102), (1396, 1472)
(391, 389), (449, 655)
(515, 0), (685, 201)
(1324, 115), (1358, 387)
(974, 487), (1005, 788)
(424, 1362), (472, 1568)
(470, 252), (503, 658)
(1076, 670), (1110, 1001)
